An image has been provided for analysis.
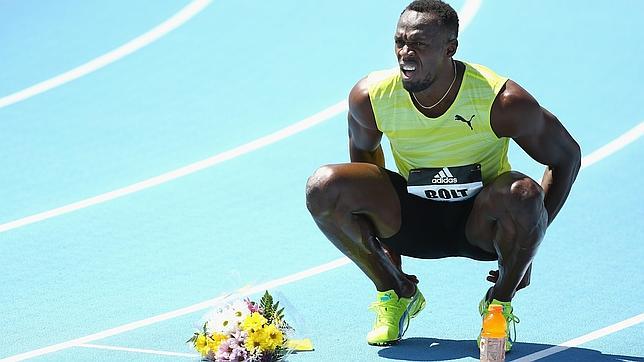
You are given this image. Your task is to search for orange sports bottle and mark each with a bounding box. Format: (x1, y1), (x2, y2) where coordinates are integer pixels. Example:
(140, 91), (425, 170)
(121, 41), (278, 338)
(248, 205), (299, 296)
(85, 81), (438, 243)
(480, 304), (507, 362)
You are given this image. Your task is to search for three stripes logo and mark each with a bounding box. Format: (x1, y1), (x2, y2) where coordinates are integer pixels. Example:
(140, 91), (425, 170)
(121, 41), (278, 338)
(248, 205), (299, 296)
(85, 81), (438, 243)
(432, 167), (458, 184)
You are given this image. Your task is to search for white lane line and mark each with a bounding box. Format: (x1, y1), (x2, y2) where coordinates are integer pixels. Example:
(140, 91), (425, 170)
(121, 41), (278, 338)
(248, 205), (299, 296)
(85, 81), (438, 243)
(77, 343), (197, 358)
(0, 257), (351, 362)
(0, 0), (212, 110)
(580, 122), (644, 169)
(0, 100), (348, 234)
(512, 313), (644, 362)
(2, 131), (640, 360)
(0, 0), (480, 111)
(1, 128), (642, 360)
(0, 0), (483, 234)
(458, 0), (482, 32)
(2, 122), (639, 361)
(3, 2), (639, 360)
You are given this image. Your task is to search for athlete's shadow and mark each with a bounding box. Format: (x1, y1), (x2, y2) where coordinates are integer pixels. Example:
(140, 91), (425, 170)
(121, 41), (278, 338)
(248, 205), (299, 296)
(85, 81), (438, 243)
(377, 337), (644, 361)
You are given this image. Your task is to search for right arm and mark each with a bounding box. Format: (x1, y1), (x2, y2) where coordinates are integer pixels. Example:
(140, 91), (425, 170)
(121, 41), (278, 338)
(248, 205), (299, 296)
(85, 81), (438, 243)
(348, 77), (385, 167)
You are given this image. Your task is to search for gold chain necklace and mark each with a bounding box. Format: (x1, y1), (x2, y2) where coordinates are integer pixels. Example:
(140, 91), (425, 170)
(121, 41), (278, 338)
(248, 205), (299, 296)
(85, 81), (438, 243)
(411, 60), (457, 110)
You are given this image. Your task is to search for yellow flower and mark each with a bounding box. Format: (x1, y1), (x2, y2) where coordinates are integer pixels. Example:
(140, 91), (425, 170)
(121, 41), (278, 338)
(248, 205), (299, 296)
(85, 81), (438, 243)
(193, 333), (227, 357)
(194, 334), (210, 356)
(212, 333), (227, 343)
(245, 328), (271, 352)
(208, 333), (227, 350)
(264, 323), (284, 350)
(241, 312), (267, 333)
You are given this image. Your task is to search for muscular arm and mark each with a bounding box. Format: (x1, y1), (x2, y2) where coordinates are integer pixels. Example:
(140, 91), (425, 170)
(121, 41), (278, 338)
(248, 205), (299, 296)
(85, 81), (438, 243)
(491, 80), (581, 226)
(348, 78), (385, 166)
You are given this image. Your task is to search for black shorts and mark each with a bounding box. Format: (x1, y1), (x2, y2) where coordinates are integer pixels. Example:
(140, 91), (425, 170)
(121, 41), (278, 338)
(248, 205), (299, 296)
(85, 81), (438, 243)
(380, 169), (497, 261)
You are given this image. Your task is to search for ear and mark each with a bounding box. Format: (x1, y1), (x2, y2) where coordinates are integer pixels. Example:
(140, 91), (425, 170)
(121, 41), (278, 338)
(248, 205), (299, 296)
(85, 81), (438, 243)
(446, 38), (458, 57)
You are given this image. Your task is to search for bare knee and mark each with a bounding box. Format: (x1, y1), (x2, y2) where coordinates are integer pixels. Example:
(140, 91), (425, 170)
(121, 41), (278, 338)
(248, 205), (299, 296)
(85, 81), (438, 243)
(489, 172), (546, 229)
(305, 164), (345, 218)
(503, 175), (547, 241)
(508, 176), (544, 206)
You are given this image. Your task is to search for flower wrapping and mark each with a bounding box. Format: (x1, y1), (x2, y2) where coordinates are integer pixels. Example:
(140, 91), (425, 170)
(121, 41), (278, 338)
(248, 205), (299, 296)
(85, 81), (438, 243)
(188, 291), (294, 361)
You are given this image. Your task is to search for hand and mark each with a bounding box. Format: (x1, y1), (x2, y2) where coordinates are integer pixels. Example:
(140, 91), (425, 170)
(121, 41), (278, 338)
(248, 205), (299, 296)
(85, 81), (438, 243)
(486, 269), (500, 284)
(486, 265), (531, 291)
(404, 273), (419, 285)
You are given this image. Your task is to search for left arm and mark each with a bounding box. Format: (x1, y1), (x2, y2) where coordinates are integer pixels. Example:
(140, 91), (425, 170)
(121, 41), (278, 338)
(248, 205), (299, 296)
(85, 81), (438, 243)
(486, 80), (581, 289)
(491, 80), (581, 226)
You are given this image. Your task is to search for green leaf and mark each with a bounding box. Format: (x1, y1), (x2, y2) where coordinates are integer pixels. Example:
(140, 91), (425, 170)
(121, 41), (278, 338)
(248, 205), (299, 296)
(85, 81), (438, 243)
(186, 332), (199, 344)
(261, 290), (278, 323)
(265, 345), (290, 361)
(261, 292), (273, 310)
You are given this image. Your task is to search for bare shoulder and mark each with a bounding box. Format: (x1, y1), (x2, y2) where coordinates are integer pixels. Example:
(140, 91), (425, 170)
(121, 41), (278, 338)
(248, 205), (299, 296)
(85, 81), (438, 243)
(348, 77), (378, 131)
(490, 79), (545, 138)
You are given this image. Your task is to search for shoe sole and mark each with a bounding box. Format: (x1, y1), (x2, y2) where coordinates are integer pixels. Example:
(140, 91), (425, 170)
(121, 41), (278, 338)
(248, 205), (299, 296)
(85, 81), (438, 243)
(410, 297), (426, 318)
(367, 339), (400, 346)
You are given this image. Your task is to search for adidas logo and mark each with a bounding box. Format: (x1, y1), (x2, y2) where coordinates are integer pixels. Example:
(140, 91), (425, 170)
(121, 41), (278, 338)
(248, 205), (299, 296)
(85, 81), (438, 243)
(432, 167), (458, 184)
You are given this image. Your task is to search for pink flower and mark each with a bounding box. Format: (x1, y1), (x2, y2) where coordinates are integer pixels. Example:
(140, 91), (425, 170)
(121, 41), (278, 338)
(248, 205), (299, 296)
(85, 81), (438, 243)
(215, 337), (250, 361)
(229, 345), (248, 361)
(245, 298), (262, 314)
(215, 339), (233, 360)
(231, 330), (248, 344)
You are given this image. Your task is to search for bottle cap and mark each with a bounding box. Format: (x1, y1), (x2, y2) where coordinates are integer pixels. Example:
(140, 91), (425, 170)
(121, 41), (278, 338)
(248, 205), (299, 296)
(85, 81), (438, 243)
(488, 304), (504, 312)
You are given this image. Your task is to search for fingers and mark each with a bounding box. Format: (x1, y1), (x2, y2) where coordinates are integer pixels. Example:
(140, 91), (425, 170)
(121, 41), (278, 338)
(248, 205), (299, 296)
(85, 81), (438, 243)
(487, 270), (499, 283)
(405, 273), (419, 284)
(485, 269), (531, 291)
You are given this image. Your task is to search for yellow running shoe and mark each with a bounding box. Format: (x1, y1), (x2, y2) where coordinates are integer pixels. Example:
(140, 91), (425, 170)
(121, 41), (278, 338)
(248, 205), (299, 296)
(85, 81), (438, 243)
(367, 288), (426, 346)
(477, 298), (520, 352)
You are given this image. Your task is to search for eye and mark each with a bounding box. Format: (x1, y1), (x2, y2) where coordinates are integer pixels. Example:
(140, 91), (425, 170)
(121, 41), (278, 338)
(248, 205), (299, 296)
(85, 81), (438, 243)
(394, 38), (405, 47)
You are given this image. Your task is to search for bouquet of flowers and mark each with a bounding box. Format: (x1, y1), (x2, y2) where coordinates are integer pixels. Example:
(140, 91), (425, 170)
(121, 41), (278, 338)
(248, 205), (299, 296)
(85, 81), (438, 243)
(188, 291), (294, 361)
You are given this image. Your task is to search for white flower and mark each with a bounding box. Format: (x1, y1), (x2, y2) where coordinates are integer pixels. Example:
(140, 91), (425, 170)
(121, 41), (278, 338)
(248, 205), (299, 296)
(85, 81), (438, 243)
(208, 308), (237, 335)
(205, 300), (251, 335)
(230, 300), (251, 322)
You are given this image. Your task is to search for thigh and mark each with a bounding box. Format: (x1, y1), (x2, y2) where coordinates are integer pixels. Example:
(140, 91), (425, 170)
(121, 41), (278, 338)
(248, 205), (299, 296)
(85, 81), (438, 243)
(306, 163), (402, 238)
(465, 171), (542, 253)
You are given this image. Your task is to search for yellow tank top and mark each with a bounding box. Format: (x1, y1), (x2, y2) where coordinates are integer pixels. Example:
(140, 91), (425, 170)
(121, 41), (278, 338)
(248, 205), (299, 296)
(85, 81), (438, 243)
(367, 61), (511, 184)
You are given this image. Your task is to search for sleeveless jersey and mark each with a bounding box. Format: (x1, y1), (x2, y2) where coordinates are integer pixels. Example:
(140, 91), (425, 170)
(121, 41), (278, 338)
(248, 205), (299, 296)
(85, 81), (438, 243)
(367, 61), (511, 184)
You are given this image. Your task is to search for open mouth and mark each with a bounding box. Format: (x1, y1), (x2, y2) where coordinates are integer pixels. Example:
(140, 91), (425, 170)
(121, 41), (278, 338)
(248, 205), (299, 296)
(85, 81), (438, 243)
(400, 62), (417, 80)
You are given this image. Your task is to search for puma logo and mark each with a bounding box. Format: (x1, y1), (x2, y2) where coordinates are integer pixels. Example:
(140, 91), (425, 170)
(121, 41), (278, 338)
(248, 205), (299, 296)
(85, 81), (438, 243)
(454, 114), (475, 130)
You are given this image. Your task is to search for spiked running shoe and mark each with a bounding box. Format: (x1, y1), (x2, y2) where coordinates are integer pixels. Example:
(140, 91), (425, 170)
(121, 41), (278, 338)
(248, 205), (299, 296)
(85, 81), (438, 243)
(477, 298), (520, 352)
(367, 288), (426, 346)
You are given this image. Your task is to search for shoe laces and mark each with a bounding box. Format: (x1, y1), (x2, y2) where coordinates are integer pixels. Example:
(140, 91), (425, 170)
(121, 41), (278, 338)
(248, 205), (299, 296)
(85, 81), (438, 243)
(368, 300), (405, 326)
(505, 311), (520, 342)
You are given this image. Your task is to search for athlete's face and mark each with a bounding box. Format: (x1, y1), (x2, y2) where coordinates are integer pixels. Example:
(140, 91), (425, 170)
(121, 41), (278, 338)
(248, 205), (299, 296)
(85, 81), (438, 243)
(395, 11), (457, 92)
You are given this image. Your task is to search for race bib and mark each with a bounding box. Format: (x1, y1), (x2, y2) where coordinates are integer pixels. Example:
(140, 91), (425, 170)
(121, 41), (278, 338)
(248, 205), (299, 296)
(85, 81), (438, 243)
(407, 164), (483, 202)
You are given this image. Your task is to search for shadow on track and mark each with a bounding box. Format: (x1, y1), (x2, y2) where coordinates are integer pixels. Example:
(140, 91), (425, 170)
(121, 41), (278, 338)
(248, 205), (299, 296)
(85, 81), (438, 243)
(377, 337), (643, 361)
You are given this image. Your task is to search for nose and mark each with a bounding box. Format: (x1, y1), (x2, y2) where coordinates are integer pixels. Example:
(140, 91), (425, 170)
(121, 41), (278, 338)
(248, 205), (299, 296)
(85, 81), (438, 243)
(398, 44), (415, 58)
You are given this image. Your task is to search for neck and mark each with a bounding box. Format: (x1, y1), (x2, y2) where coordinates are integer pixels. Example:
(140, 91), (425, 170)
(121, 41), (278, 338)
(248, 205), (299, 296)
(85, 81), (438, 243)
(414, 59), (457, 106)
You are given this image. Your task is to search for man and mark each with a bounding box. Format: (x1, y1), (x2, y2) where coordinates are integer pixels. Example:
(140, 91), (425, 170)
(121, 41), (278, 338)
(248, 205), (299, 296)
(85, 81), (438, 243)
(305, 0), (580, 351)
